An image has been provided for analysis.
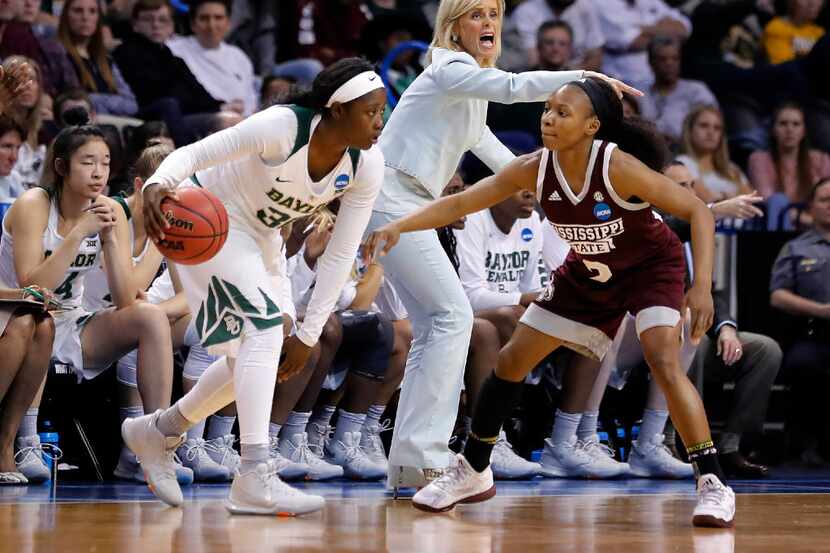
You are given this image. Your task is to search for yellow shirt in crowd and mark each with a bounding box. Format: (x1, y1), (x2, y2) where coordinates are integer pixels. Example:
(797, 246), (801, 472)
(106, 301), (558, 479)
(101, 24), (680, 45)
(763, 17), (826, 64)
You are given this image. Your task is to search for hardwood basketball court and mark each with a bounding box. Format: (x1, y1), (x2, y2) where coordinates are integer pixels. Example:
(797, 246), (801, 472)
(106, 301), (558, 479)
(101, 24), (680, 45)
(3, 474), (830, 552)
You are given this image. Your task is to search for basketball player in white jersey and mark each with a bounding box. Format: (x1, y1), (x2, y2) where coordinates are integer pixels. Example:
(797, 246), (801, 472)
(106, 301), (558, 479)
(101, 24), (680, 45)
(123, 58), (387, 516)
(0, 125), (177, 481)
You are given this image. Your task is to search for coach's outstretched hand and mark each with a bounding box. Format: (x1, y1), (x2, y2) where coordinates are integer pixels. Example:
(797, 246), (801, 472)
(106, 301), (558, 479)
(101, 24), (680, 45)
(142, 182), (179, 241)
(683, 284), (714, 344)
(582, 71), (643, 100)
(363, 223), (401, 262)
(278, 335), (313, 383)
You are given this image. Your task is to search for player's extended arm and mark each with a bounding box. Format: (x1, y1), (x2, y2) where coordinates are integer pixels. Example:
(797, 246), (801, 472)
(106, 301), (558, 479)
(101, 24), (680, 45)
(610, 149), (715, 341)
(363, 154), (537, 259)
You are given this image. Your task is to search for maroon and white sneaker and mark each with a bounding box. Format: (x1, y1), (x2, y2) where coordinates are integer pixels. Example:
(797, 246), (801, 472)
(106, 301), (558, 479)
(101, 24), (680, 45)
(692, 474), (736, 528)
(412, 454), (496, 513)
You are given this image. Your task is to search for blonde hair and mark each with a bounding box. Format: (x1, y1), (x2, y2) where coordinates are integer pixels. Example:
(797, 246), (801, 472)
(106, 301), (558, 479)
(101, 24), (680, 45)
(132, 144), (173, 181)
(427, 0), (505, 68)
(681, 105), (742, 184)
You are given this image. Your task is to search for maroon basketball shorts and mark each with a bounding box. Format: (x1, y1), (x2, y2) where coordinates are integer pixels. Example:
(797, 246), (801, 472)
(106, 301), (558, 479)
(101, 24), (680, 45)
(521, 249), (686, 361)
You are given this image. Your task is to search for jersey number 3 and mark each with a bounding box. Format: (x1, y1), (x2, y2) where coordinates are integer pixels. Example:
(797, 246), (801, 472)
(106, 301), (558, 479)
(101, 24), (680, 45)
(583, 260), (612, 283)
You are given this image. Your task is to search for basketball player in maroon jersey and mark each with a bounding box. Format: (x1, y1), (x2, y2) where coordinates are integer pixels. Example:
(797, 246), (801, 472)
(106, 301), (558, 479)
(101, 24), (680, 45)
(364, 77), (735, 527)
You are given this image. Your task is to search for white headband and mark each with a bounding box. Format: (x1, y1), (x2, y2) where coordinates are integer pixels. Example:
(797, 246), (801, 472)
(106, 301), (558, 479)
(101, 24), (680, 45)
(325, 71), (385, 107)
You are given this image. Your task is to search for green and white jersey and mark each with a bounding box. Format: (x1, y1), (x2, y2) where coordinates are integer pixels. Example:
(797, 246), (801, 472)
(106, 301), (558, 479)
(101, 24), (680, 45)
(146, 105), (384, 346)
(0, 189), (100, 309)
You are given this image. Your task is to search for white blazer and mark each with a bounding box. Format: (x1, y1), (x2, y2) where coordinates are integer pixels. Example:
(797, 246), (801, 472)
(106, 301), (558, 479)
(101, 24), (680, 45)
(379, 48), (584, 203)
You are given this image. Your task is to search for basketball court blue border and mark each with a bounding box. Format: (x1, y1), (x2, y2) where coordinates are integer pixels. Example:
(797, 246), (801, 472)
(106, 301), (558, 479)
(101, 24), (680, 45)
(3, 468), (829, 505)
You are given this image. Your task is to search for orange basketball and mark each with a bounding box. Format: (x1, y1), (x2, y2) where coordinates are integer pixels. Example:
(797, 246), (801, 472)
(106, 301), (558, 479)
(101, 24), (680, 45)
(156, 188), (228, 265)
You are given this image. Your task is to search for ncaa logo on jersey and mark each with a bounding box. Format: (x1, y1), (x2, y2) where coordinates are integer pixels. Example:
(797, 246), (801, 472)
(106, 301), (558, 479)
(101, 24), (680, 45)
(521, 228), (534, 242)
(334, 174), (350, 192)
(593, 203), (612, 221)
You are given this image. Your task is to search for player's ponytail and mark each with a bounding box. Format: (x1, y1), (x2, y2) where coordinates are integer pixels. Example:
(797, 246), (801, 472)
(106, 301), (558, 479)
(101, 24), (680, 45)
(283, 57), (377, 112)
(569, 77), (669, 172)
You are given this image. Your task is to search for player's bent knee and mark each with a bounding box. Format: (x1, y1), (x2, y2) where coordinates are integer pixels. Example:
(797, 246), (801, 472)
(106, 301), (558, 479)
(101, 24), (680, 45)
(34, 315), (55, 344)
(129, 301), (169, 330)
(6, 312), (36, 339)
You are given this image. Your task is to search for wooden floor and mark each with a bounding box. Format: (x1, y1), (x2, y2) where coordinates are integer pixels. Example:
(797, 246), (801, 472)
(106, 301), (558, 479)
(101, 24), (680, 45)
(2, 491), (830, 552)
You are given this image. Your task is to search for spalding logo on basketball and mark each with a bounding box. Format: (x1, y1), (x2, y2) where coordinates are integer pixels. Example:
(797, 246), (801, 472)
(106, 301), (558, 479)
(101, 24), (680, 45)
(593, 203), (612, 221)
(156, 187), (229, 265)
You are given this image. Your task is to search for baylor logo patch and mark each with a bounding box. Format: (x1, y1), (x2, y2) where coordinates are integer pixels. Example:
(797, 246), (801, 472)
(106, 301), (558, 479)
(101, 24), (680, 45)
(195, 276), (283, 347)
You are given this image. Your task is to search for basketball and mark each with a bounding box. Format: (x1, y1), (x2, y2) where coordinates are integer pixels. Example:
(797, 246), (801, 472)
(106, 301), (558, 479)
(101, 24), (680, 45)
(155, 187), (228, 265)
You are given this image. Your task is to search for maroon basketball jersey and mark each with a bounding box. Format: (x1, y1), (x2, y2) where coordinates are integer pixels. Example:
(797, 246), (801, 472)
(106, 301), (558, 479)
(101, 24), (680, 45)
(536, 140), (681, 283)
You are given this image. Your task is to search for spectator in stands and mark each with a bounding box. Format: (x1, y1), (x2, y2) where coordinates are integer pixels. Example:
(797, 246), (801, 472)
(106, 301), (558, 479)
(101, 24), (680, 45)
(749, 101), (830, 203)
(534, 20), (573, 71)
(113, 0), (241, 145)
(0, 115), (24, 202)
(14, 0), (78, 97)
(57, 0), (138, 117)
(598, 0), (690, 84)
(770, 177), (830, 463)
(276, 0), (371, 68)
(226, 0), (276, 76)
(487, 21), (576, 145)
(678, 105), (752, 201)
(259, 76), (296, 110)
(167, 0), (257, 117)
(763, 0), (826, 64)
(2, 57), (48, 190)
(16, 0), (57, 38)
(637, 36), (717, 149)
(510, 0), (604, 70)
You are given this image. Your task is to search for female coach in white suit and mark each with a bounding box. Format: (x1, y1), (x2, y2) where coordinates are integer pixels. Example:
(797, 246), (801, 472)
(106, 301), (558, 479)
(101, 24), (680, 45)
(371, 0), (641, 490)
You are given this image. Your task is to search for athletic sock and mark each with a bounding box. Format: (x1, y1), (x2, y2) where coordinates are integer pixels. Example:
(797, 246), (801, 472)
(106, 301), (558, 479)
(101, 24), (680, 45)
(333, 410), (366, 443)
(463, 373), (524, 473)
(687, 440), (727, 483)
(280, 411), (312, 442)
(550, 409), (581, 446)
(309, 405), (336, 431)
(639, 408), (669, 442)
(363, 404), (386, 429)
(17, 408), (38, 438)
(268, 422), (282, 443)
(156, 404), (193, 438)
(576, 410), (599, 442)
(240, 443), (269, 473)
(206, 415), (236, 440)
